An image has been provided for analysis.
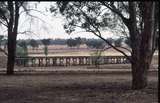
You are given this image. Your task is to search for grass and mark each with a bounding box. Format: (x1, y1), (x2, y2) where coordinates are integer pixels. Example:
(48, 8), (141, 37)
(0, 72), (158, 103)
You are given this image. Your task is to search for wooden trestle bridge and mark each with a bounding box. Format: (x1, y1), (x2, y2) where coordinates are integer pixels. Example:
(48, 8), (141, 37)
(15, 56), (130, 67)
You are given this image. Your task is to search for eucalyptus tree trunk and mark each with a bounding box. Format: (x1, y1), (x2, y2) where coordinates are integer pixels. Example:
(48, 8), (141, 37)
(7, 1), (20, 75)
(7, 32), (17, 74)
(128, 2), (156, 89)
(100, 1), (157, 89)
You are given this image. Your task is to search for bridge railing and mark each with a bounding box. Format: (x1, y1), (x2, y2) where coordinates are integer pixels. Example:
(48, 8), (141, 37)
(15, 56), (130, 67)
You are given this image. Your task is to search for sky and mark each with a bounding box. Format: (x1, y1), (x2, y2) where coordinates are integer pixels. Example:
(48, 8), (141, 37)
(0, 2), (121, 40)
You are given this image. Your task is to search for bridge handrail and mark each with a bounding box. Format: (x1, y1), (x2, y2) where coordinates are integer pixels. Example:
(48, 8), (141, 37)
(15, 56), (131, 67)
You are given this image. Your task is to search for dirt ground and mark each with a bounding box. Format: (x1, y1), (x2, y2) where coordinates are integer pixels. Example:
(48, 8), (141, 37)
(0, 72), (158, 103)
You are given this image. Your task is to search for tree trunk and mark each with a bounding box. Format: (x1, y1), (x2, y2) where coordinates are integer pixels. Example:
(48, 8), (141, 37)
(7, 32), (17, 75)
(131, 52), (152, 89)
(6, 1), (20, 75)
(130, 2), (155, 89)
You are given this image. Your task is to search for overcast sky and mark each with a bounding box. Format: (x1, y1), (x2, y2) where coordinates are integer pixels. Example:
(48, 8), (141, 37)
(0, 2), (119, 40)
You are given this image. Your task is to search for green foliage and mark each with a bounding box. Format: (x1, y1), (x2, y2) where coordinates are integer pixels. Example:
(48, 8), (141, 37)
(53, 2), (119, 35)
(29, 39), (39, 50)
(124, 38), (131, 47)
(85, 39), (105, 49)
(0, 2), (9, 22)
(18, 40), (28, 49)
(66, 37), (82, 48)
(114, 38), (123, 47)
(75, 37), (82, 47)
(66, 38), (77, 47)
(16, 46), (28, 57)
(41, 39), (51, 46)
(50, 39), (67, 45)
(0, 35), (4, 40)
(90, 49), (104, 68)
(53, 1), (159, 89)
(106, 38), (114, 45)
(16, 40), (28, 57)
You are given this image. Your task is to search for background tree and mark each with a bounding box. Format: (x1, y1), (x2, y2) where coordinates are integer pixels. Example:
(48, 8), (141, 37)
(66, 38), (78, 48)
(114, 38), (123, 47)
(50, 38), (67, 45)
(44, 45), (48, 56)
(0, 35), (7, 55)
(90, 49), (104, 68)
(29, 39), (39, 51)
(86, 39), (105, 49)
(41, 39), (51, 46)
(106, 38), (114, 46)
(75, 37), (82, 48)
(124, 37), (131, 48)
(54, 1), (158, 89)
(41, 39), (50, 56)
(16, 40), (28, 57)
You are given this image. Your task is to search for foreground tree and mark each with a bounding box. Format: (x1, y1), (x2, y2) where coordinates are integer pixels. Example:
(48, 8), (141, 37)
(53, 1), (158, 89)
(0, 1), (25, 74)
(0, 1), (41, 74)
(120, 2), (158, 89)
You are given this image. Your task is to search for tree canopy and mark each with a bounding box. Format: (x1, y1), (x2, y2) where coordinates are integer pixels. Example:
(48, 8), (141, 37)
(53, 1), (159, 89)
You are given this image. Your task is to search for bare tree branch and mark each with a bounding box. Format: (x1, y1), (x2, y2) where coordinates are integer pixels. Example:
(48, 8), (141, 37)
(121, 2), (129, 13)
(72, 3), (132, 62)
(73, 30), (89, 34)
(101, 2), (128, 21)
(25, 12), (54, 29)
(18, 30), (34, 34)
(101, 1), (130, 28)
(0, 20), (8, 27)
(89, 30), (132, 62)
(103, 45), (132, 53)
(18, 30), (42, 40)
(25, 13), (46, 23)
(0, 14), (9, 26)
(19, 8), (47, 16)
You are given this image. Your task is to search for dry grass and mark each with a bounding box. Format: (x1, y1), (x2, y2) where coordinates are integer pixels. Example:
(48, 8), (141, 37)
(28, 46), (132, 56)
(0, 72), (158, 103)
